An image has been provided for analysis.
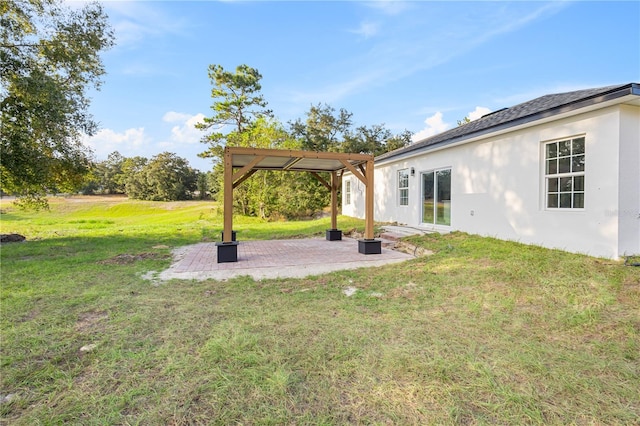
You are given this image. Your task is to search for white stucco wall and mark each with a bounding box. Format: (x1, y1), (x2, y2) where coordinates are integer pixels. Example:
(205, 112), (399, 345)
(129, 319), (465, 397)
(343, 105), (639, 259)
(618, 105), (640, 256)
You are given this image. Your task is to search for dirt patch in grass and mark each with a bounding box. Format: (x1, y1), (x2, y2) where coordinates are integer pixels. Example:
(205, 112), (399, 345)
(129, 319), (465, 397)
(0, 233), (26, 243)
(75, 311), (109, 332)
(18, 309), (40, 323)
(98, 252), (170, 265)
(392, 241), (433, 257)
(388, 282), (421, 299)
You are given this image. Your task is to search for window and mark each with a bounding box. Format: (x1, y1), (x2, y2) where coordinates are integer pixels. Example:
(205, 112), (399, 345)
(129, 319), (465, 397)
(544, 136), (585, 209)
(421, 168), (451, 225)
(344, 180), (351, 205)
(398, 169), (409, 206)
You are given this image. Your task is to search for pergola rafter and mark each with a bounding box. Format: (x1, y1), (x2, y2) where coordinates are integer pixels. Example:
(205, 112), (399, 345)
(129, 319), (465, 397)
(217, 146), (381, 262)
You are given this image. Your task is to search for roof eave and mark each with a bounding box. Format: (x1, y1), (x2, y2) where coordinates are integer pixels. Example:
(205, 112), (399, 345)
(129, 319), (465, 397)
(377, 83), (639, 164)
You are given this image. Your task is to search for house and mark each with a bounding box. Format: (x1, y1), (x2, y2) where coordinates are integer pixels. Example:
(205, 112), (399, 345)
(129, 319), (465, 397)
(342, 83), (640, 259)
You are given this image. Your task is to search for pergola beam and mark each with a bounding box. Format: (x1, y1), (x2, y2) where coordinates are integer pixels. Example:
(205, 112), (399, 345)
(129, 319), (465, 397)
(232, 155), (265, 183)
(226, 146), (372, 162)
(283, 157), (303, 170)
(309, 172), (331, 190)
(233, 169), (257, 189)
(339, 159), (366, 185)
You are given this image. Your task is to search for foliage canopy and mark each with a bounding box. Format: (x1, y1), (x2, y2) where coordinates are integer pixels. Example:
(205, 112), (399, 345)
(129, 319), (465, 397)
(125, 152), (198, 202)
(0, 0), (114, 206)
(197, 64), (273, 160)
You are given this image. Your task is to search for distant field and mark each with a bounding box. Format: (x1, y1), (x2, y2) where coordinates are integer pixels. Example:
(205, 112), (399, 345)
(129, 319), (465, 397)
(1, 196), (639, 424)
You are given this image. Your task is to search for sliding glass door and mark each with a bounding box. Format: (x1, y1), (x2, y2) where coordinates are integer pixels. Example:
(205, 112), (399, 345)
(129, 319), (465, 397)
(421, 169), (451, 226)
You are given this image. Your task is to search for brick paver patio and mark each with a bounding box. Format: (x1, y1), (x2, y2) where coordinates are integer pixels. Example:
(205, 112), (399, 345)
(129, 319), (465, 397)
(157, 237), (414, 281)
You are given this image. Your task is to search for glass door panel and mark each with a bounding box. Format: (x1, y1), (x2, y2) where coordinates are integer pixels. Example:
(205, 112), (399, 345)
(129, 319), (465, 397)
(436, 169), (451, 225)
(422, 172), (434, 224)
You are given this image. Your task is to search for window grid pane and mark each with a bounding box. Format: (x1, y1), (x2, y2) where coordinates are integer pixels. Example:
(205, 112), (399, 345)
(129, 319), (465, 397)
(544, 137), (585, 209)
(572, 137), (585, 155)
(572, 155), (585, 172)
(345, 181), (351, 205)
(558, 157), (571, 173)
(399, 189), (408, 206)
(398, 170), (409, 206)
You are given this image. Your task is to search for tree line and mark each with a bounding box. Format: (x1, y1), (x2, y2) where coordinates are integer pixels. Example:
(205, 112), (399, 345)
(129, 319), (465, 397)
(1, 2), (411, 216)
(80, 151), (201, 202)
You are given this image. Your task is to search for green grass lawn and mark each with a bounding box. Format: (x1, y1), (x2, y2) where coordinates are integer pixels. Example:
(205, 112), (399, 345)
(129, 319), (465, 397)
(1, 196), (639, 424)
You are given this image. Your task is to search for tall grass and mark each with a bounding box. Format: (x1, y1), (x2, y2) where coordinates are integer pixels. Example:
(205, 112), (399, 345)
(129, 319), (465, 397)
(1, 197), (638, 424)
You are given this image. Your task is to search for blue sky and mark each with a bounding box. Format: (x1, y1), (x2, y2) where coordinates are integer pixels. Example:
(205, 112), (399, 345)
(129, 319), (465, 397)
(80, 1), (640, 171)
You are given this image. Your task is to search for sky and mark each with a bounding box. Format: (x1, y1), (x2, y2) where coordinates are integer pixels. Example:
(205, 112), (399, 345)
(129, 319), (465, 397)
(79, 0), (640, 172)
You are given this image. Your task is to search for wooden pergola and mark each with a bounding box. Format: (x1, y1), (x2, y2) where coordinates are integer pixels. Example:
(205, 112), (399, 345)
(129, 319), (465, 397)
(217, 146), (381, 262)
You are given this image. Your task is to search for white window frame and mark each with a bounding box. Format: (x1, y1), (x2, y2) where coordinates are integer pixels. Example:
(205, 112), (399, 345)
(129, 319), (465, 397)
(344, 179), (351, 205)
(398, 169), (409, 206)
(543, 135), (585, 210)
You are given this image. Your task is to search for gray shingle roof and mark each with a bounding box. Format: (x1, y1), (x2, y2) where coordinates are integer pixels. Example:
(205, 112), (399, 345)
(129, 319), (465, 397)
(377, 83), (639, 162)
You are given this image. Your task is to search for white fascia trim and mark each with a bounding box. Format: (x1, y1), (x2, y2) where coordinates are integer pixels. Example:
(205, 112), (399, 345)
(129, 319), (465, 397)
(376, 95), (637, 168)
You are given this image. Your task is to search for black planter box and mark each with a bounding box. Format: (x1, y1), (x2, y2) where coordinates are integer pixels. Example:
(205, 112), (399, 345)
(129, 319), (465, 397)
(220, 230), (237, 242)
(358, 239), (382, 255)
(326, 229), (342, 241)
(216, 241), (239, 263)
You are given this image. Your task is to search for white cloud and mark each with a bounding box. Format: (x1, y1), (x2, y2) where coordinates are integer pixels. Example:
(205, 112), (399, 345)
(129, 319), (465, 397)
(82, 127), (151, 159)
(412, 112), (450, 142)
(350, 21), (380, 39)
(103, 2), (188, 48)
(410, 106), (492, 143)
(468, 106), (492, 121)
(480, 2), (568, 42)
(163, 111), (193, 123)
(164, 112), (206, 145)
(287, 67), (388, 106)
(81, 112), (208, 172)
(120, 62), (157, 76)
(365, 1), (412, 16)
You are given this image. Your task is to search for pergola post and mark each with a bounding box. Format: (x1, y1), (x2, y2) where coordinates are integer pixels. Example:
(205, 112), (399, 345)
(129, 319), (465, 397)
(326, 171), (342, 241)
(365, 160), (374, 239)
(216, 147), (239, 262)
(223, 148), (233, 242)
(331, 171), (338, 230)
(358, 159), (381, 254)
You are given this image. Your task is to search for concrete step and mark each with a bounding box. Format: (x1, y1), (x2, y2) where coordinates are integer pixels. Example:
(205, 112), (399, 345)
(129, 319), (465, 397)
(380, 226), (428, 241)
(379, 238), (397, 248)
